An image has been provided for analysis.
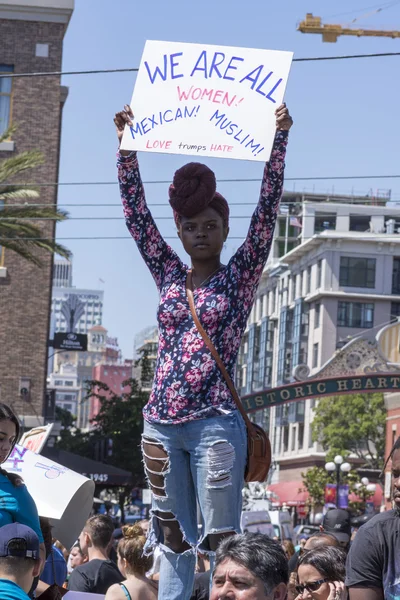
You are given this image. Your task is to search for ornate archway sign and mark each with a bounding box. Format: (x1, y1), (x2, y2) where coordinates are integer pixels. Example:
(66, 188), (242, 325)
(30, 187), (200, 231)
(242, 321), (400, 413)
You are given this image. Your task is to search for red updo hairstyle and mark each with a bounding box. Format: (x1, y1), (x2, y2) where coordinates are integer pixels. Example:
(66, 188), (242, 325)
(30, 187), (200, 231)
(169, 162), (229, 228)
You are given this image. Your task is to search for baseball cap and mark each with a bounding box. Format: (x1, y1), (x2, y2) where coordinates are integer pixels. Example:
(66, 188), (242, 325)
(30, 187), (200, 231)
(0, 523), (40, 560)
(322, 509), (351, 543)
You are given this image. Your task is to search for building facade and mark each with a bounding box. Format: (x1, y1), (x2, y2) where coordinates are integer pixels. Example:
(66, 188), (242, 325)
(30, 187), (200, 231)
(90, 362), (133, 424)
(0, 0), (73, 425)
(237, 193), (400, 488)
(51, 258), (104, 334)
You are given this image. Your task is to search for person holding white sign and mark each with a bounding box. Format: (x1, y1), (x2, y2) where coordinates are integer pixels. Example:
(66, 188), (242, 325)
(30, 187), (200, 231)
(0, 404), (46, 571)
(114, 102), (292, 600)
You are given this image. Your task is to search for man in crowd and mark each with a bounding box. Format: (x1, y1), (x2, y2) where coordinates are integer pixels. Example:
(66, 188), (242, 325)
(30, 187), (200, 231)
(210, 532), (288, 600)
(321, 508), (352, 550)
(346, 437), (400, 599)
(0, 523), (41, 600)
(68, 514), (123, 594)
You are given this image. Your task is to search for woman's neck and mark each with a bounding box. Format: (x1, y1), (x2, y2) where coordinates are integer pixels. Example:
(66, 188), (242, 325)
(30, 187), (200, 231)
(125, 572), (148, 582)
(191, 258), (222, 287)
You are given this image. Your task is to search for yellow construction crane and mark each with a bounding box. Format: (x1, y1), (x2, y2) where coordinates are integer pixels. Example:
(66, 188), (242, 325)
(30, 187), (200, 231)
(298, 13), (400, 43)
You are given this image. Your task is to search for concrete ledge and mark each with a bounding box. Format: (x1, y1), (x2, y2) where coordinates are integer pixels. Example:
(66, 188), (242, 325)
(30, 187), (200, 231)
(0, 267), (7, 278)
(0, 141), (14, 152)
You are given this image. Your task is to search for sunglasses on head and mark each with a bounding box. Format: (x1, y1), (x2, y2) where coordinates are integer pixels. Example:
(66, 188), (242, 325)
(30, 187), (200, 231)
(295, 578), (329, 594)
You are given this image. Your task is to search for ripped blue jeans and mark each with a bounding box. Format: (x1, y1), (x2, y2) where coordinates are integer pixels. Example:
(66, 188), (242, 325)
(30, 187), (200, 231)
(142, 411), (247, 600)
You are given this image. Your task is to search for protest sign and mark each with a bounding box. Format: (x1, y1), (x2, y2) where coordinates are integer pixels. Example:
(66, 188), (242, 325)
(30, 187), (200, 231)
(20, 423), (53, 454)
(5, 445), (95, 549)
(120, 40), (293, 162)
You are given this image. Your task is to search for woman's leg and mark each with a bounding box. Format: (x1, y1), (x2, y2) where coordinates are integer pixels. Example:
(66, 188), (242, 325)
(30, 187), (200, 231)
(188, 412), (247, 553)
(142, 421), (198, 600)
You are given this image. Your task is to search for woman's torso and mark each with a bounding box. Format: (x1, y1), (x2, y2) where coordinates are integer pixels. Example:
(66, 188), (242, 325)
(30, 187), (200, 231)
(144, 263), (259, 424)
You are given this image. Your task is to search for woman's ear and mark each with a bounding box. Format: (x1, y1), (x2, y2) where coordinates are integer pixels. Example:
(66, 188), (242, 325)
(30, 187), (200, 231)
(224, 226), (230, 241)
(177, 229), (182, 240)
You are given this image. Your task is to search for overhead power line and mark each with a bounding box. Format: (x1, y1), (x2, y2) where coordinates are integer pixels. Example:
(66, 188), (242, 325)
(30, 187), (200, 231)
(2, 173), (400, 188)
(1, 52), (400, 79)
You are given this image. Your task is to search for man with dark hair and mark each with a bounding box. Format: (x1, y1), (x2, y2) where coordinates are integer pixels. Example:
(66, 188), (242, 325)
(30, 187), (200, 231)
(68, 514), (122, 594)
(210, 532), (288, 600)
(346, 438), (400, 600)
(0, 523), (41, 600)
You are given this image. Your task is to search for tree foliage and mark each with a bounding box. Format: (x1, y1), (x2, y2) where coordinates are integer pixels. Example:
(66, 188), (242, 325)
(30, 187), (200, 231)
(311, 393), (385, 470)
(55, 352), (152, 489)
(0, 124), (71, 265)
(300, 465), (376, 513)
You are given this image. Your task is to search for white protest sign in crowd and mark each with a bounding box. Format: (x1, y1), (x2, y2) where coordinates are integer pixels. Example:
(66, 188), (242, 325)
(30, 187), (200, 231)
(5, 445), (95, 550)
(121, 40), (293, 162)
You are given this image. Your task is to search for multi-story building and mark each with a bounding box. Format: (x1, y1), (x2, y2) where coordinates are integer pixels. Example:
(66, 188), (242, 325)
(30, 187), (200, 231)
(237, 191), (400, 490)
(89, 361), (133, 424)
(48, 362), (79, 415)
(0, 0), (73, 425)
(51, 258), (104, 334)
(49, 324), (124, 429)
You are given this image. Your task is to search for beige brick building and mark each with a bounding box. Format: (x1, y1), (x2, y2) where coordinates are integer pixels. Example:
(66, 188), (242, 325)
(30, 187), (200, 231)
(0, 0), (73, 426)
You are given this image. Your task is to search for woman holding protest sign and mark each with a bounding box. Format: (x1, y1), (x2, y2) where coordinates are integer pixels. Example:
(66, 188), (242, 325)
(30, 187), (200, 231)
(114, 102), (292, 600)
(0, 404), (46, 570)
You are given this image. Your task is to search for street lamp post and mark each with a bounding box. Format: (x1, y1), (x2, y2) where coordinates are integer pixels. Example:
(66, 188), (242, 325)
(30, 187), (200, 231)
(325, 455), (352, 507)
(354, 477), (377, 505)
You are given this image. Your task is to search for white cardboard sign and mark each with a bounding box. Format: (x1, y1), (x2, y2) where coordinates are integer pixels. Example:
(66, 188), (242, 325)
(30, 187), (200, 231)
(19, 423), (54, 454)
(4, 445), (95, 550)
(120, 40), (293, 162)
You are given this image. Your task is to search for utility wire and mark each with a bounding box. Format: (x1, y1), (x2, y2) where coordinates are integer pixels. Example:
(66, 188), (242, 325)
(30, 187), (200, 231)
(2, 213), (400, 221)
(2, 174), (400, 188)
(1, 51), (400, 79)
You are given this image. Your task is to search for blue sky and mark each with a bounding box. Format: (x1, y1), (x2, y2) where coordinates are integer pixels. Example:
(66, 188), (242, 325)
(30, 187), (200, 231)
(58, 0), (400, 358)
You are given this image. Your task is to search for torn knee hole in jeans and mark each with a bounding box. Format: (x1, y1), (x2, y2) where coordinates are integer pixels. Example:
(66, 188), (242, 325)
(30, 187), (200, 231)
(153, 510), (192, 553)
(142, 435), (170, 498)
(207, 440), (235, 489)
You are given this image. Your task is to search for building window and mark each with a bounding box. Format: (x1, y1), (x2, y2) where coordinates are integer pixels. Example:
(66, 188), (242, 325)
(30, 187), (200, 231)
(298, 423), (304, 449)
(65, 381), (74, 387)
(308, 424), (314, 447)
(317, 260), (322, 288)
(391, 302), (400, 321)
(315, 214), (336, 233)
(0, 65), (13, 136)
(337, 302), (374, 328)
(315, 303), (321, 328)
(283, 426), (289, 453)
(54, 380), (63, 386)
(312, 343), (319, 368)
(306, 266), (311, 294)
(393, 258), (400, 295)
(340, 257), (376, 289)
(350, 215), (370, 232)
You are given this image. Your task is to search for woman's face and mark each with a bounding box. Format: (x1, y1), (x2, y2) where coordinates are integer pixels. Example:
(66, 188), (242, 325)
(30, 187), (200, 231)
(70, 547), (86, 569)
(297, 564), (330, 600)
(0, 419), (17, 464)
(178, 207), (228, 261)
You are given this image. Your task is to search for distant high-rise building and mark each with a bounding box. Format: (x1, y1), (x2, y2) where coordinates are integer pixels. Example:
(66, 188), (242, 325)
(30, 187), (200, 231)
(51, 258), (104, 334)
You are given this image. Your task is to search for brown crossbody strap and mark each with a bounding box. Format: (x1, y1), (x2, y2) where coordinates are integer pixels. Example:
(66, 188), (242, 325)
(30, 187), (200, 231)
(185, 270), (254, 432)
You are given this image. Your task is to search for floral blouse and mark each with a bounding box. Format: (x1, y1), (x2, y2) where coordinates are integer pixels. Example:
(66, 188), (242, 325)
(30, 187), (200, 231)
(118, 130), (288, 424)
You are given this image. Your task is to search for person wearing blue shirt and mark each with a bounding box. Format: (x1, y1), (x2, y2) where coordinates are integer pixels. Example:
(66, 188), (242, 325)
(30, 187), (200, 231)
(0, 523), (41, 600)
(41, 544), (68, 587)
(0, 404), (45, 569)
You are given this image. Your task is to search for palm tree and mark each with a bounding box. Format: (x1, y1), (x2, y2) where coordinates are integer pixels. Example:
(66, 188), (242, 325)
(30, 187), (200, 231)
(0, 125), (71, 266)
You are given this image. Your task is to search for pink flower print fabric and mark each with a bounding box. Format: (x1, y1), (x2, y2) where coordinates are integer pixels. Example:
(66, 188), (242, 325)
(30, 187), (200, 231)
(117, 130), (288, 424)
